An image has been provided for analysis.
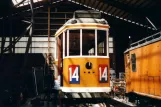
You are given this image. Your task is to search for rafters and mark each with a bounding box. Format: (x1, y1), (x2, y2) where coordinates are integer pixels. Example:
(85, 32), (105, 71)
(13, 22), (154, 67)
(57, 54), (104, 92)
(69, 0), (156, 30)
(1, 0), (159, 31)
(102, 0), (146, 16)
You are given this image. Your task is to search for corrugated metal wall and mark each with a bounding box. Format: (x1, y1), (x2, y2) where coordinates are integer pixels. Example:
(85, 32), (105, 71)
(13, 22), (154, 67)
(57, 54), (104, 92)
(0, 37), (113, 54)
(0, 37), (55, 54)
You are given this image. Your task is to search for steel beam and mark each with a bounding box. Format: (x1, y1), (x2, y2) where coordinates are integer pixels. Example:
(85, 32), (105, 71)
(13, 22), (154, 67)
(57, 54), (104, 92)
(1, 19), (5, 54)
(1, 37), (6, 54)
(14, 0), (26, 7)
(9, 16), (13, 53)
(25, 0), (34, 54)
(22, 0), (34, 78)
(95, 1), (102, 9)
(146, 17), (158, 30)
(3, 25), (31, 53)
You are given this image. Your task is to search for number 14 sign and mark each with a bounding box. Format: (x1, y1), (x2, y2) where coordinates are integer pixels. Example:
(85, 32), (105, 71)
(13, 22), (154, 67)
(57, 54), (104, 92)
(99, 65), (108, 83)
(68, 65), (80, 84)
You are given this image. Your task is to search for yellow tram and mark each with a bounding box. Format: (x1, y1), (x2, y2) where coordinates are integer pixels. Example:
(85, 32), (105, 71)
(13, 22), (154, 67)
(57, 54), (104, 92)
(54, 10), (111, 93)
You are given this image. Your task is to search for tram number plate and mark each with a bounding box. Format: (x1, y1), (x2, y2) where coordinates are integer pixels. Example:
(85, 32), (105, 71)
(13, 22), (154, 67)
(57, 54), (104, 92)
(99, 65), (108, 83)
(68, 65), (80, 84)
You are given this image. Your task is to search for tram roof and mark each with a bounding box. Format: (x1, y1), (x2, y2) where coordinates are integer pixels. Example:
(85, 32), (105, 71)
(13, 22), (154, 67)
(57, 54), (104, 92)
(54, 21), (110, 37)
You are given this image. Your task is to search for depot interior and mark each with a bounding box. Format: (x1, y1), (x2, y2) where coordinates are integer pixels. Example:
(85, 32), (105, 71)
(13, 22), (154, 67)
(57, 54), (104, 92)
(0, 0), (161, 101)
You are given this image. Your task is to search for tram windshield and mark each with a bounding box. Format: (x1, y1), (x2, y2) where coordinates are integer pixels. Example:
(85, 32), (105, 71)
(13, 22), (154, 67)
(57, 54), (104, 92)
(64, 29), (108, 57)
(69, 30), (80, 56)
(82, 30), (95, 55)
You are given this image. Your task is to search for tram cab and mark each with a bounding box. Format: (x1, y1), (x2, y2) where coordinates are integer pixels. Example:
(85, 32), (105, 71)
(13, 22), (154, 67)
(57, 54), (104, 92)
(54, 10), (111, 93)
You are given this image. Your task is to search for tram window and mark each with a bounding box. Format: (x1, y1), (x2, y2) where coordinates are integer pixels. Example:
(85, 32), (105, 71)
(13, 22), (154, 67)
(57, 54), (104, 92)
(131, 53), (136, 72)
(65, 31), (67, 56)
(69, 30), (80, 56)
(82, 30), (95, 55)
(56, 35), (62, 59)
(60, 34), (63, 57)
(58, 34), (63, 58)
(97, 30), (107, 56)
(56, 37), (58, 59)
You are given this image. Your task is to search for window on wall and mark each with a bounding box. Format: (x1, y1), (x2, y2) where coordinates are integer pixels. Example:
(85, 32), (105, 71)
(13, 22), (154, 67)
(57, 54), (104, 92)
(131, 53), (136, 72)
(82, 30), (95, 55)
(97, 30), (107, 56)
(69, 30), (80, 56)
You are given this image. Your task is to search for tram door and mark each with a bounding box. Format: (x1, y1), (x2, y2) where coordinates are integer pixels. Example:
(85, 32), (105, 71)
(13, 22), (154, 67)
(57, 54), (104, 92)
(57, 34), (63, 86)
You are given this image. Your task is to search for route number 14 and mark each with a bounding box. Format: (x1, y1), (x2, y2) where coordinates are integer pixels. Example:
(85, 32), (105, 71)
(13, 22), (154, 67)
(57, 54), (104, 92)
(99, 65), (108, 83)
(68, 65), (80, 84)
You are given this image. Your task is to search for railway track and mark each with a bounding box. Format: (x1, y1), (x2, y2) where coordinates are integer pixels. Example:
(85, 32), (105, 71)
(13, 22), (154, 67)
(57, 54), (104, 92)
(21, 96), (135, 107)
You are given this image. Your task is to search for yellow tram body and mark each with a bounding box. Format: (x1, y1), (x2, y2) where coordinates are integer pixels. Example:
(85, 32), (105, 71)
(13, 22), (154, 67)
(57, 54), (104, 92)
(63, 58), (110, 90)
(124, 32), (161, 100)
(54, 10), (111, 93)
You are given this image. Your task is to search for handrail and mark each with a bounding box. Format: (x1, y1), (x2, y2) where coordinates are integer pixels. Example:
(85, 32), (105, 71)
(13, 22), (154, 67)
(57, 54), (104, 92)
(130, 31), (161, 47)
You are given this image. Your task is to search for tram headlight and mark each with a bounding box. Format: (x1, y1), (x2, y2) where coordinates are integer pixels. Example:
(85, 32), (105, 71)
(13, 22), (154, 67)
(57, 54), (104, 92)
(71, 19), (77, 24)
(86, 62), (92, 69)
(99, 19), (107, 24)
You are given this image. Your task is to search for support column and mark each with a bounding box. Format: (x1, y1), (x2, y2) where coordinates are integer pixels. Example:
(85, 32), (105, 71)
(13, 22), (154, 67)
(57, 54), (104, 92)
(1, 19), (5, 54)
(47, 2), (51, 66)
(24, 0), (34, 68)
(9, 16), (13, 53)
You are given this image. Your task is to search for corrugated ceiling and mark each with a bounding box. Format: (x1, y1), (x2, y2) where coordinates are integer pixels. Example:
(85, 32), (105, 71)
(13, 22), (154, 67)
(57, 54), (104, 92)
(1, 0), (161, 30)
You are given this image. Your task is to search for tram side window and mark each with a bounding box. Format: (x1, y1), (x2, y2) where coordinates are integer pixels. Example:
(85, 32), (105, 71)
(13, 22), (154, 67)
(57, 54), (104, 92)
(65, 31), (67, 56)
(97, 30), (107, 56)
(56, 37), (58, 60)
(57, 34), (63, 59)
(131, 53), (136, 72)
(82, 30), (95, 55)
(69, 30), (80, 56)
(60, 34), (63, 58)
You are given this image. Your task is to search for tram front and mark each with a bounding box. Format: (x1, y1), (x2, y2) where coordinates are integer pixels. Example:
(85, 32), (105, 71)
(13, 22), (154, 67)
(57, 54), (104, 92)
(59, 26), (110, 93)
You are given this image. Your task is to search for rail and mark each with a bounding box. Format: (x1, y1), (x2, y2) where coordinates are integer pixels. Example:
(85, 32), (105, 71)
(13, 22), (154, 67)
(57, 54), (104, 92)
(130, 31), (161, 47)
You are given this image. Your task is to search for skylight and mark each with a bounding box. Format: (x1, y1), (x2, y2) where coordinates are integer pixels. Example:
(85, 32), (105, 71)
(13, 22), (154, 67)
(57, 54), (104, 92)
(12, 0), (43, 7)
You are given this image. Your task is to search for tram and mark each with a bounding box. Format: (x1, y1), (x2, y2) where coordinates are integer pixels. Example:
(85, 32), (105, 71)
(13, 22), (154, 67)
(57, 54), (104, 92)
(54, 10), (111, 93)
